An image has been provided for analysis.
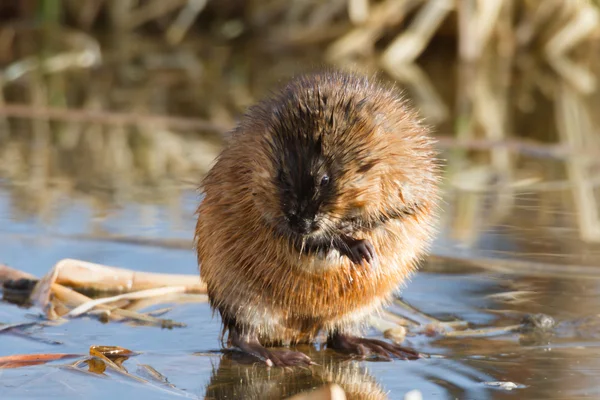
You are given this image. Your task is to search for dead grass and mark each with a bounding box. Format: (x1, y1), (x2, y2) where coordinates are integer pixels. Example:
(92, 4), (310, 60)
(0, 1), (599, 244)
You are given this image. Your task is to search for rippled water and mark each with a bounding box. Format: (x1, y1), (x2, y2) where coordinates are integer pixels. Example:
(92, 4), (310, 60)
(1, 29), (600, 399)
(2, 169), (600, 399)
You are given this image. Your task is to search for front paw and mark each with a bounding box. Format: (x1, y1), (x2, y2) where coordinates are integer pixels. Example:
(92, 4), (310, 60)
(343, 237), (377, 266)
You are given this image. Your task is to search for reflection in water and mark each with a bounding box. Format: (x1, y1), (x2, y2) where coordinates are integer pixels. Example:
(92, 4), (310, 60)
(205, 354), (388, 400)
(203, 350), (496, 400)
(2, 184), (600, 398)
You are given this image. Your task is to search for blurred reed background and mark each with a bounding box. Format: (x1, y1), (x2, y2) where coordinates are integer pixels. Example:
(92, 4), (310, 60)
(0, 0), (599, 254)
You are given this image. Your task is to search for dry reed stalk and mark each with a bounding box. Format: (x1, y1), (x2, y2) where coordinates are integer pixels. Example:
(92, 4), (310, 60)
(442, 324), (522, 338)
(0, 77), (10, 139)
(475, 57), (515, 222)
(16, 257), (203, 326)
(0, 263), (36, 282)
(126, 0), (189, 30)
(446, 174), (600, 193)
(0, 353), (81, 369)
(0, 104), (228, 132)
(511, 176), (600, 193)
(326, 0), (418, 61)
(448, 29), (518, 243)
(1, 28), (101, 83)
(65, 286), (189, 317)
(458, 0), (507, 61)
(382, 62), (448, 124)
(107, 0), (134, 31)
(0, 260), (192, 326)
(430, 253), (600, 279)
(0, 105), (589, 160)
(27, 76), (53, 222)
(64, 0), (105, 30)
(166, 0), (208, 45)
(347, 0), (369, 25)
(435, 136), (574, 159)
(37, 258), (206, 294)
(381, 0), (453, 65)
(555, 83), (600, 242)
(390, 296), (468, 335)
(123, 292), (209, 313)
(445, 167), (491, 245)
(544, 1), (599, 94)
(137, 363), (175, 387)
(485, 290), (536, 305)
(51, 283), (187, 326)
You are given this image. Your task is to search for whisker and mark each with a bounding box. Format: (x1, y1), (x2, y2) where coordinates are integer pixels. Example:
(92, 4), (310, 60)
(299, 236), (306, 259)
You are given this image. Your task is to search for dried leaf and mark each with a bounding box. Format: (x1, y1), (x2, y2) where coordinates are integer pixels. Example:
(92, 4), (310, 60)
(0, 353), (80, 369)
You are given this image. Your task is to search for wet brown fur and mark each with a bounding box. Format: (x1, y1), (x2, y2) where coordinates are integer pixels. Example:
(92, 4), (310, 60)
(195, 71), (440, 347)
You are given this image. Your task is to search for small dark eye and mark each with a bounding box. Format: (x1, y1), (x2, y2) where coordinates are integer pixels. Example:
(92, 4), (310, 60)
(320, 175), (330, 186)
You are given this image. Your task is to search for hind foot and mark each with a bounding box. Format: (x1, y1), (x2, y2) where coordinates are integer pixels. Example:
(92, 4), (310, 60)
(327, 331), (423, 361)
(230, 329), (313, 367)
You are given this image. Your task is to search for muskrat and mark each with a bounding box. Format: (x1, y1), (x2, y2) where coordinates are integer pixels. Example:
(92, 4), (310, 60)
(195, 71), (440, 367)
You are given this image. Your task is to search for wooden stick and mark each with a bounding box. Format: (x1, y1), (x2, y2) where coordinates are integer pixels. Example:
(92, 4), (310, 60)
(50, 258), (206, 294)
(51, 283), (186, 327)
(0, 264), (37, 283)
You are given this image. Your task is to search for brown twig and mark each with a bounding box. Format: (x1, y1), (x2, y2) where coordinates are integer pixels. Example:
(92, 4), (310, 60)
(2, 103), (598, 161)
(0, 104), (229, 133)
(434, 136), (574, 159)
(0, 264), (37, 283)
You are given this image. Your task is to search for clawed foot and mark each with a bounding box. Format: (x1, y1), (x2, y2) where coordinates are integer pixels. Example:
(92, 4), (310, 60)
(230, 330), (312, 367)
(327, 332), (423, 361)
(340, 236), (377, 266)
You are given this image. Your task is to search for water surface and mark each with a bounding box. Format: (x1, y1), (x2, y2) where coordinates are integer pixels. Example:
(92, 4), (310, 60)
(1, 27), (600, 400)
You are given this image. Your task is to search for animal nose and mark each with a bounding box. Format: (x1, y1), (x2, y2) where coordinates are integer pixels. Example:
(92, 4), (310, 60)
(288, 214), (315, 234)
